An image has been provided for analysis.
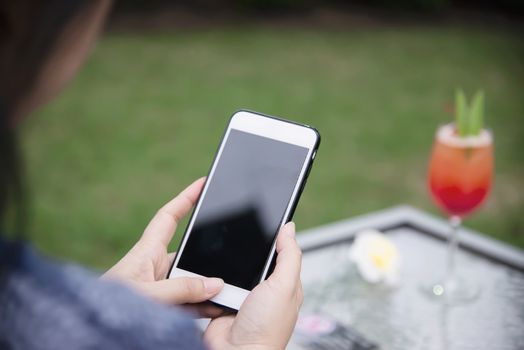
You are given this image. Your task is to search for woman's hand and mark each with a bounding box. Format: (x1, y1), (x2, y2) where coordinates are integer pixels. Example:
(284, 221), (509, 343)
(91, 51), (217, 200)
(204, 222), (303, 350)
(103, 178), (225, 306)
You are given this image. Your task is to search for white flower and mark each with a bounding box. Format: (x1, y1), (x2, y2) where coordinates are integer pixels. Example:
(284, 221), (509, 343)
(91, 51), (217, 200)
(348, 229), (400, 285)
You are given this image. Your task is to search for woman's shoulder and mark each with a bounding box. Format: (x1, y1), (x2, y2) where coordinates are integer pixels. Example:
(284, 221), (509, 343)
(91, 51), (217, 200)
(0, 240), (206, 350)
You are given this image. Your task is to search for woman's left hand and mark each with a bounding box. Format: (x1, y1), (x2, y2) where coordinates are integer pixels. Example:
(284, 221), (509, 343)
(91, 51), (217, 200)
(103, 178), (224, 311)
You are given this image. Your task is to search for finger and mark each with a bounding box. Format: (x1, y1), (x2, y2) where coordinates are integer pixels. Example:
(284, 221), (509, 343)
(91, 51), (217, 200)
(136, 276), (224, 305)
(141, 177), (206, 246)
(204, 315), (236, 344)
(180, 302), (229, 319)
(297, 281), (304, 308)
(167, 251), (177, 266)
(156, 251), (177, 279)
(268, 222), (302, 289)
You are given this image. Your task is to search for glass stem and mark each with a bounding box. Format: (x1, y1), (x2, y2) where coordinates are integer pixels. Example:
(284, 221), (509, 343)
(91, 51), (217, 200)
(444, 215), (461, 292)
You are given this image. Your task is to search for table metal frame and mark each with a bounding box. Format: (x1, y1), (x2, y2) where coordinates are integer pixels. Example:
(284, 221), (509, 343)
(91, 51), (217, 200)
(297, 205), (524, 272)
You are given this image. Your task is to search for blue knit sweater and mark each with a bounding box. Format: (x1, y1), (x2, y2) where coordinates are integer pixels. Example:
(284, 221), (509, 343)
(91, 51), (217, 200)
(0, 239), (207, 350)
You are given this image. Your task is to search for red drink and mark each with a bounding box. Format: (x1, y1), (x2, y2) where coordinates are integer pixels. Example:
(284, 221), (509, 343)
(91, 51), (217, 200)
(423, 93), (494, 304)
(428, 124), (493, 218)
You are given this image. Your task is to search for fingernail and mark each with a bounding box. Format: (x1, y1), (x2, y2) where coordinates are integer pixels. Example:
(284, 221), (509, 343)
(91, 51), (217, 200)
(203, 278), (224, 293)
(287, 222), (296, 237)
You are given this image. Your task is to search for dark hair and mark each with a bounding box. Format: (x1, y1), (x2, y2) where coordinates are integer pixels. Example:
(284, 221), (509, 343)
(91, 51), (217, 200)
(0, 0), (92, 237)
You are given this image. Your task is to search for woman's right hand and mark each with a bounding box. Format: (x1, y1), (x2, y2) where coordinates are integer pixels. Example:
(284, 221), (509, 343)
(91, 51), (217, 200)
(204, 222), (303, 350)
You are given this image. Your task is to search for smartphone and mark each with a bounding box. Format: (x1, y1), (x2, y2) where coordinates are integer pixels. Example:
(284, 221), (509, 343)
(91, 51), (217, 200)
(168, 110), (320, 310)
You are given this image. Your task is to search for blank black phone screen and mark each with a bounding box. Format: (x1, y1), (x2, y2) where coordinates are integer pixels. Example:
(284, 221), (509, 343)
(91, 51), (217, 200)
(177, 129), (309, 290)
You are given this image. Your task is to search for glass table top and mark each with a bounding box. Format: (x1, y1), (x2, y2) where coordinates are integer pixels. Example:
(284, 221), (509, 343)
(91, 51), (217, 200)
(290, 227), (524, 350)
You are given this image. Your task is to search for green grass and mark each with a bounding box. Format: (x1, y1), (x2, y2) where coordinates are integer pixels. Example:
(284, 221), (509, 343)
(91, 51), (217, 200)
(21, 26), (524, 269)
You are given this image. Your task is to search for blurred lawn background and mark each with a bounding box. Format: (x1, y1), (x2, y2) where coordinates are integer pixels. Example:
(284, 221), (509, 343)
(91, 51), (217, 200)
(20, 6), (524, 269)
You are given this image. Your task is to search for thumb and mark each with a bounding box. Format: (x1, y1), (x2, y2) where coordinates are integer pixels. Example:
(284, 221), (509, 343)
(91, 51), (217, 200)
(268, 222), (301, 288)
(135, 277), (224, 305)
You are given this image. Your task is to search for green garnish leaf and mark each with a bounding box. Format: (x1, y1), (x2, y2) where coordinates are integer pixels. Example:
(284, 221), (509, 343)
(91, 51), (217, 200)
(455, 89), (468, 136)
(469, 90), (484, 136)
(454, 88), (485, 137)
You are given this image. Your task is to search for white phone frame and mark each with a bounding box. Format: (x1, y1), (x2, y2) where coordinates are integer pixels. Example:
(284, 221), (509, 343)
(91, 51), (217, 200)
(168, 110), (319, 310)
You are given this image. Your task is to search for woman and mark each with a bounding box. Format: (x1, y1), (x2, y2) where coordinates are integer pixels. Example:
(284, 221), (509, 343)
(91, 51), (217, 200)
(0, 1), (303, 349)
